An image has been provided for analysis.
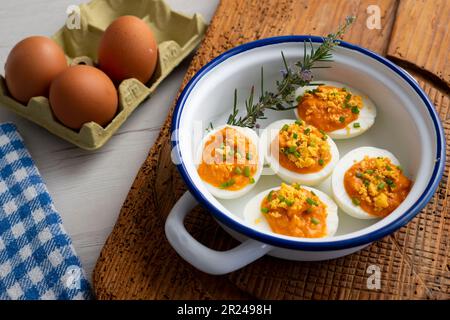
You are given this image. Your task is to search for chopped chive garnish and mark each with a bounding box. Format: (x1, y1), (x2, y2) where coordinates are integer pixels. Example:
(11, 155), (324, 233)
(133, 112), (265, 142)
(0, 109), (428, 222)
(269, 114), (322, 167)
(353, 122), (360, 128)
(293, 133), (298, 139)
(278, 195), (286, 202)
(243, 166), (251, 177)
(293, 184), (301, 190)
(267, 190), (274, 201)
(220, 179), (235, 189)
(296, 95), (302, 103)
(351, 106), (360, 114)
(352, 197), (360, 206)
(234, 167), (242, 175)
(249, 177), (255, 184)
(339, 116), (345, 123)
(345, 93), (352, 101)
(261, 207), (269, 213)
(365, 169), (374, 174)
(306, 208), (313, 214)
(386, 165), (392, 171)
(282, 124), (289, 131)
(306, 197), (318, 206)
(318, 158), (324, 166)
(288, 146), (296, 153)
(385, 178), (394, 186)
(304, 128), (311, 135)
(311, 217), (320, 225)
(285, 199), (294, 207)
(342, 87), (348, 92)
(294, 151), (301, 158)
(246, 152), (252, 160)
(364, 179), (370, 187)
(356, 172), (363, 178)
(377, 182), (386, 190)
(295, 120), (303, 125)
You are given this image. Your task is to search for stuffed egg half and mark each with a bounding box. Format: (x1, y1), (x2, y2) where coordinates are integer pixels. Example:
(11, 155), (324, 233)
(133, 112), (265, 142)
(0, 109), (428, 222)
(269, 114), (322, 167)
(295, 81), (377, 139)
(244, 183), (339, 238)
(260, 119), (339, 186)
(196, 125), (263, 199)
(332, 147), (412, 219)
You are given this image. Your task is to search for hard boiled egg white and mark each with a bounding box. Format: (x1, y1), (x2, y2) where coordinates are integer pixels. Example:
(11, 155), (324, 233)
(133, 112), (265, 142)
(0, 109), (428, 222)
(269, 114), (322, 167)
(196, 125), (263, 199)
(260, 119), (339, 186)
(294, 81), (377, 139)
(331, 146), (401, 219)
(244, 186), (339, 238)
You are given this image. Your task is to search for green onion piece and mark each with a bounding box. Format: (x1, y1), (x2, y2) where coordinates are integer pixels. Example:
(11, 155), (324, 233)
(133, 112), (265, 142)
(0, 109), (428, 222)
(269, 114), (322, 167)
(385, 178), (394, 186)
(285, 199), (294, 207)
(249, 177), (255, 184)
(345, 93), (352, 101)
(282, 124), (289, 131)
(261, 207), (269, 213)
(304, 128), (311, 135)
(246, 152), (252, 160)
(267, 190), (274, 201)
(234, 167), (242, 175)
(353, 122), (361, 128)
(339, 116), (345, 123)
(318, 159), (324, 166)
(352, 197), (360, 206)
(351, 106), (360, 114)
(363, 179), (370, 187)
(278, 195), (286, 202)
(293, 133), (298, 139)
(365, 169), (374, 175)
(288, 146), (296, 153)
(220, 179), (235, 189)
(386, 165), (392, 171)
(377, 182), (386, 190)
(311, 217), (320, 225)
(295, 120), (303, 125)
(305, 207), (313, 213)
(355, 172), (363, 178)
(243, 166), (251, 177)
(306, 198), (318, 206)
(294, 151), (301, 158)
(293, 184), (301, 190)
(296, 95), (302, 103)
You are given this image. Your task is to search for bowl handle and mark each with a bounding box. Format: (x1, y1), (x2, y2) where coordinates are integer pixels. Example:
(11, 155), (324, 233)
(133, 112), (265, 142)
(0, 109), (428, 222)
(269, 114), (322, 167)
(165, 191), (273, 275)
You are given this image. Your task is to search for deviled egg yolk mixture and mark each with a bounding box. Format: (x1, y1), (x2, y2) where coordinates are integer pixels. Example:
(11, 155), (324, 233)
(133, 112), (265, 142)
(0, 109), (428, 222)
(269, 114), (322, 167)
(274, 120), (331, 173)
(344, 156), (412, 217)
(260, 183), (327, 238)
(198, 127), (257, 191)
(297, 85), (362, 132)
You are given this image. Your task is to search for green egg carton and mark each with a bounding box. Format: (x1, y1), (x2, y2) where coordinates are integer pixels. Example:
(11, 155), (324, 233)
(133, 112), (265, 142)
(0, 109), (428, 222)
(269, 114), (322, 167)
(0, 0), (207, 150)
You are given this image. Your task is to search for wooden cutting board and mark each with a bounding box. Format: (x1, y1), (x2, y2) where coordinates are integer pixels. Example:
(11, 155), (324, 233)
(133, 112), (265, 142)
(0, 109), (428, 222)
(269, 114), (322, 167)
(93, 0), (450, 300)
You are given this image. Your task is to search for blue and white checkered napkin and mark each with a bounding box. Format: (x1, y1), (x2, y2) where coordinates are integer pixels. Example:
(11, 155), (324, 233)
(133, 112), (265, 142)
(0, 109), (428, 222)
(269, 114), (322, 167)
(0, 123), (91, 300)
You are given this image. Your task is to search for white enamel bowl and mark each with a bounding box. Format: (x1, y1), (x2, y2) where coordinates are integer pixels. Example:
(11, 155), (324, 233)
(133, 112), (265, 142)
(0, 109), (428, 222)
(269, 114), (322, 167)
(165, 36), (445, 275)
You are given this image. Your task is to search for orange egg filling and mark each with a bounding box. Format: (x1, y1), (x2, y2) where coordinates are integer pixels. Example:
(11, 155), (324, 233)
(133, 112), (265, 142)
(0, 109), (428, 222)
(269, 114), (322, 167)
(297, 85), (362, 132)
(260, 183), (327, 238)
(198, 127), (258, 191)
(344, 156), (412, 217)
(271, 121), (331, 174)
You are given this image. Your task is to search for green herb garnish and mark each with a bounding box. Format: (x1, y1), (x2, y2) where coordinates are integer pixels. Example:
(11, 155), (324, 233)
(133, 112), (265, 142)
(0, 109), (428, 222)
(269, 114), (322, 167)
(243, 166), (251, 177)
(311, 217), (320, 225)
(306, 198), (318, 206)
(226, 17), (356, 128)
(339, 116), (346, 123)
(261, 207), (269, 213)
(318, 158), (324, 166)
(352, 197), (360, 206)
(351, 106), (360, 114)
(353, 122), (360, 128)
(220, 179), (235, 189)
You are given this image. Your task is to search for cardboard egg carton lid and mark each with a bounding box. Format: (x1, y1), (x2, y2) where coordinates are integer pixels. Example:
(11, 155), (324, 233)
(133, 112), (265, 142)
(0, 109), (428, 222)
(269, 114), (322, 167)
(0, 0), (207, 150)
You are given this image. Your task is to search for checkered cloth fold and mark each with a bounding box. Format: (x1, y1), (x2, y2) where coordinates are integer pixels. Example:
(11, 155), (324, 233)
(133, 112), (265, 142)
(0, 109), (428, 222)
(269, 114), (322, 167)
(0, 123), (91, 300)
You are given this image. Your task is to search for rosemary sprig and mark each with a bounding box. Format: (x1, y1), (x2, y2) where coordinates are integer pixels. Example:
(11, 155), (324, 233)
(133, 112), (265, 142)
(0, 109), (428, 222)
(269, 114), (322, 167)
(227, 16), (356, 128)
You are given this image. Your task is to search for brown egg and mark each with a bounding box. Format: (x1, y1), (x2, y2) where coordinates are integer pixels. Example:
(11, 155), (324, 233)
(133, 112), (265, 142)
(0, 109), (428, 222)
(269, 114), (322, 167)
(98, 15), (158, 84)
(5, 36), (67, 104)
(49, 65), (118, 130)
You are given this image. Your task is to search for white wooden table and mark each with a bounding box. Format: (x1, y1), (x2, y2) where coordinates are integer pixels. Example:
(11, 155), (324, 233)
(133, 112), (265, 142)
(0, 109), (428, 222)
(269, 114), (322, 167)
(0, 0), (219, 282)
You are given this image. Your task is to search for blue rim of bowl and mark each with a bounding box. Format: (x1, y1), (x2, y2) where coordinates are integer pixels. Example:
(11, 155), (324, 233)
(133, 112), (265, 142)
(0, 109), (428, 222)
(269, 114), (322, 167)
(171, 35), (446, 251)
